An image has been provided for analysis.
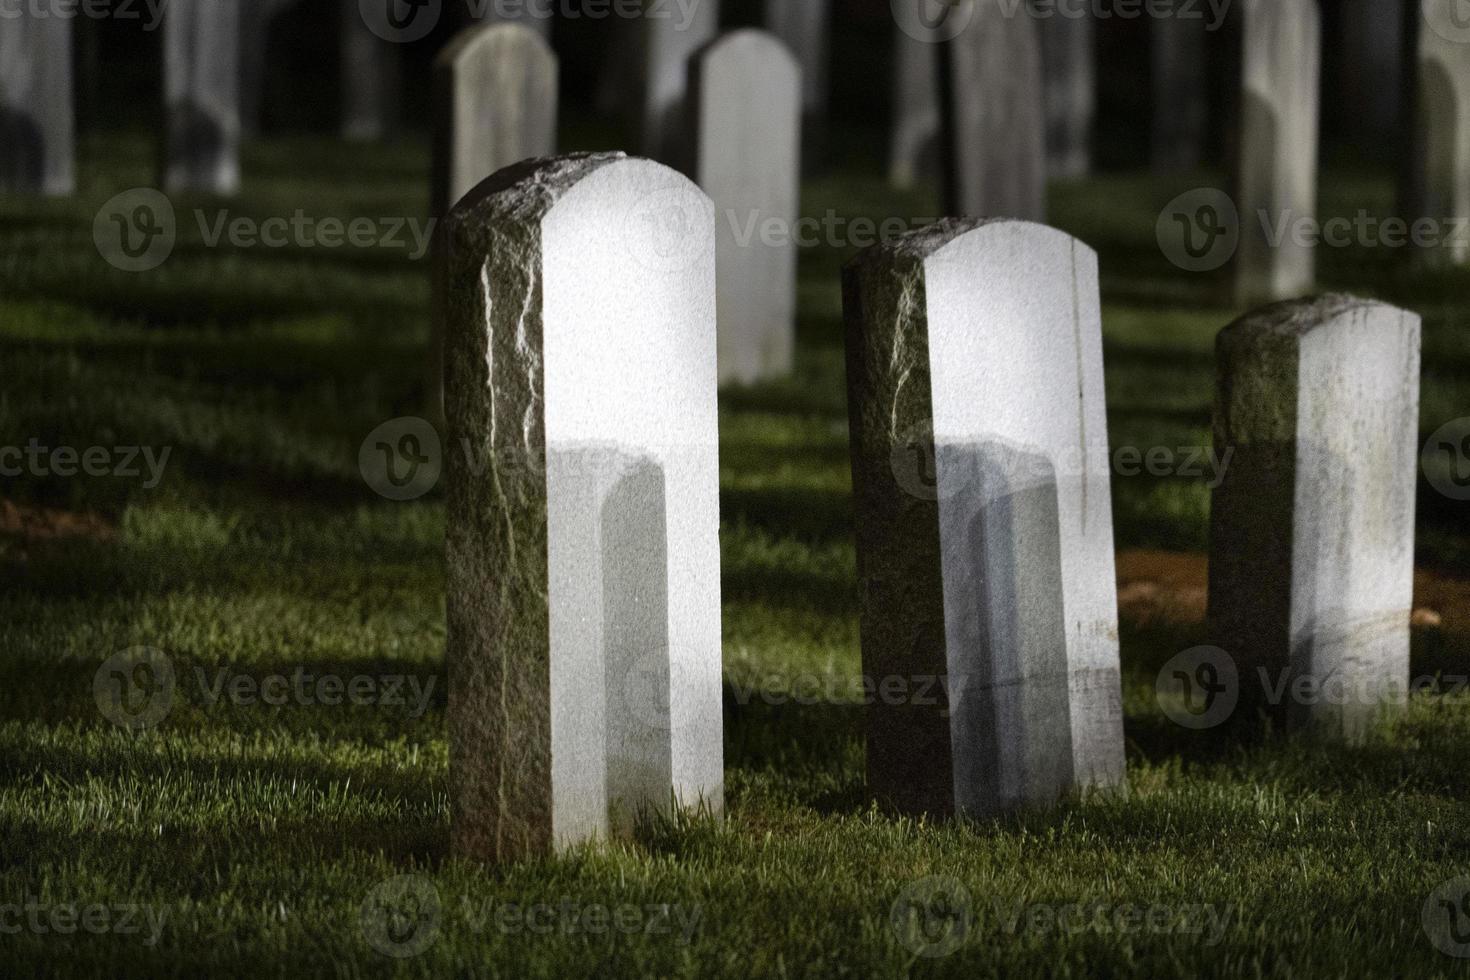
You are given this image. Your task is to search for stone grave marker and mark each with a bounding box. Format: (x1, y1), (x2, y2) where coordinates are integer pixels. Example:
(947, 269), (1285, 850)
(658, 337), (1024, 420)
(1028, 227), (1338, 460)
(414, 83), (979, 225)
(692, 29), (799, 385)
(1039, 10), (1094, 179)
(1235, 0), (1319, 304)
(888, 26), (939, 190)
(764, 0), (829, 160)
(844, 218), (1126, 819)
(163, 0), (241, 195)
(1150, 5), (1207, 174)
(941, 0), (1047, 220)
(342, 0), (401, 142)
(640, 0), (720, 165)
(1208, 295), (1420, 741)
(428, 21), (559, 417)
(1404, 0), (1470, 266)
(445, 153), (722, 861)
(0, 9), (74, 195)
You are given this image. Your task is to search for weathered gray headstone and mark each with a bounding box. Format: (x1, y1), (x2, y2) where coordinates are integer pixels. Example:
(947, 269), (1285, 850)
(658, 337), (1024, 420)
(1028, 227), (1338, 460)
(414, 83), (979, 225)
(1404, 0), (1470, 265)
(763, 0), (829, 157)
(888, 27), (939, 190)
(639, 0), (720, 165)
(1336, 0), (1403, 152)
(1039, 9), (1094, 179)
(163, 0), (241, 194)
(341, 0), (401, 141)
(445, 153), (722, 861)
(1234, 0), (1319, 305)
(0, 10), (74, 195)
(844, 218), (1126, 819)
(942, 0), (1047, 220)
(693, 29), (799, 385)
(1208, 296), (1420, 740)
(1150, 5), (1207, 174)
(428, 21), (558, 418)
(239, 0), (302, 136)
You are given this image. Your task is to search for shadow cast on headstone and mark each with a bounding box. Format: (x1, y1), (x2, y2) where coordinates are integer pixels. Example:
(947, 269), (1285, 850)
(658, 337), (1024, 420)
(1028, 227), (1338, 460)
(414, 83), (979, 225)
(938, 440), (1075, 819)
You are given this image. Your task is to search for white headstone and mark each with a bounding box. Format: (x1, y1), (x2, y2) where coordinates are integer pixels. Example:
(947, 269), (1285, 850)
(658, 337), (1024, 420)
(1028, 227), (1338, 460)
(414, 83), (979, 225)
(1039, 9), (1094, 179)
(341, 0), (400, 142)
(693, 29), (800, 385)
(1406, 0), (1470, 265)
(428, 21), (558, 418)
(1208, 296), (1421, 740)
(0, 9), (74, 195)
(163, 0), (241, 195)
(240, 0), (303, 136)
(844, 218), (1126, 818)
(1150, 7), (1208, 174)
(639, 0), (720, 165)
(888, 27), (939, 190)
(1235, 0), (1319, 304)
(943, 0), (1047, 220)
(445, 153), (723, 861)
(763, 0), (829, 154)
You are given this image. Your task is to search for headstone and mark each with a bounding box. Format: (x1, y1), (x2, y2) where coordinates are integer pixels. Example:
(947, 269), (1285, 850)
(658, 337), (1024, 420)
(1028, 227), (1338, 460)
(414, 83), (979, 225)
(428, 22), (558, 417)
(888, 27), (939, 190)
(0, 10), (74, 195)
(1039, 9), (1094, 179)
(693, 29), (800, 385)
(163, 0), (241, 194)
(1403, 0), (1470, 265)
(341, 0), (401, 141)
(1208, 295), (1420, 740)
(763, 0), (829, 158)
(239, 0), (302, 137)
(941, 0), (1047, 220)
(1234, 0), (1319, 305)
(433, 24), (558, 218)
(445, 153), (723, 861)
(844, 218), (1126, 819)
(1336, 0), (1403, 152)
(1150, 5), (1207, 174)
(639, 0), (720, 165)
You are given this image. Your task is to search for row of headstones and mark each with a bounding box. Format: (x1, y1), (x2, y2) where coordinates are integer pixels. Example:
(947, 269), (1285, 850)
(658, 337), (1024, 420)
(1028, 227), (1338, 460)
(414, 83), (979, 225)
(893, 0), (1470, 304)
(427, 20), (800, 402)
(442, 151), (1421, 862)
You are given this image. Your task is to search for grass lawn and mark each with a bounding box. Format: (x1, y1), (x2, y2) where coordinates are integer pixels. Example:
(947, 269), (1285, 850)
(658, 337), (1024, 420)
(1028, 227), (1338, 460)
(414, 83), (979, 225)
(3, 126), (1470, 977)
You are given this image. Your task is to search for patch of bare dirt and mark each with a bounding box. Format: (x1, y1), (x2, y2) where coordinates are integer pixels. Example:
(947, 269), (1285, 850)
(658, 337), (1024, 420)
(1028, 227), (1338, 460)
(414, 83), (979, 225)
(0, 499), (116, 544)
(1115, 549), (1457, 634)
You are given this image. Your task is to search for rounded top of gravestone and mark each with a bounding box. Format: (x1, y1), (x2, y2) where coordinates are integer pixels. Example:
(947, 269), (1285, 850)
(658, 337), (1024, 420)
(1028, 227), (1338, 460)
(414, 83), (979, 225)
(445, 153), (714, 274)
(844, 218), (1089, 276)
(436, 19), (555, 71)
(697, 27), (801, 74)
(1218, 294), (1415, 347)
